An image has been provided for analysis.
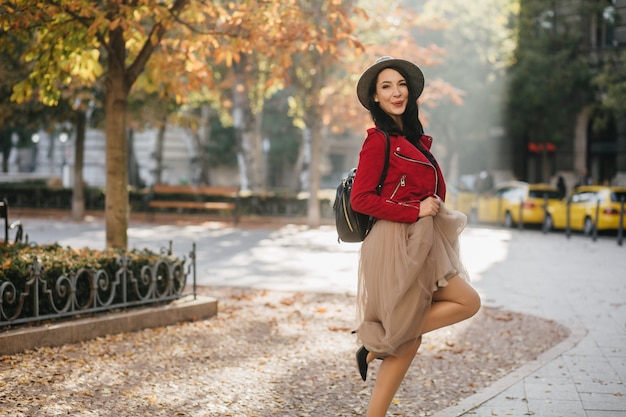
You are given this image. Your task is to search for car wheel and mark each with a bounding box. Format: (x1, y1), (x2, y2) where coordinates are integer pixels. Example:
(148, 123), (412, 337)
(583, 217), (594, 236)
(504, 212), (514, 228)
(543, 214), (553, 232)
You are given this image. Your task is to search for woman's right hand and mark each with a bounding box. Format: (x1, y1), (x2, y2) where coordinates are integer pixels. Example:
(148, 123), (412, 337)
(418, 196), (440, 218)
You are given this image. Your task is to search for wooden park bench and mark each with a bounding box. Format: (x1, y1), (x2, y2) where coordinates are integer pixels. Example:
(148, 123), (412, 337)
(146, 184), (240, 224)
(1, 198), (24, 244)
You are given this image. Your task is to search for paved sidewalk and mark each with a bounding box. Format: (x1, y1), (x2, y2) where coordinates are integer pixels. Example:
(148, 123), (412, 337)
(15, 216), (626, 417)
(436, 227), (626, 417)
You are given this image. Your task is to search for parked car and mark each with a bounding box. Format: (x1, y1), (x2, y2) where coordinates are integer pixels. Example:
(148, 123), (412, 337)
(446, 184), (477, 216)
(543, 185), (626, 235)
(469, 181), (562, 227)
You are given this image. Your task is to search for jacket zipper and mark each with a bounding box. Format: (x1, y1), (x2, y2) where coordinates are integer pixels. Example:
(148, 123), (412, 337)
(393, 152), (439, 196)
(390, 175), (406, 200)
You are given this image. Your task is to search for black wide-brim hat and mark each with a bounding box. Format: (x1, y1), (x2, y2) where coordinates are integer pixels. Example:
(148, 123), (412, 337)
(356, 56), (425, 109)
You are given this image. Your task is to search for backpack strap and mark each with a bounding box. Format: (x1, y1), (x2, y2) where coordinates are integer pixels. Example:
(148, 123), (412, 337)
(375, 129), (390, 196)
(363, 129), (391, 237)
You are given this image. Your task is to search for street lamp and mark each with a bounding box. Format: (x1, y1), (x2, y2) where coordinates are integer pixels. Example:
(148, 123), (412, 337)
(59, 132), (70, 187)
(29, 133), (41, 173)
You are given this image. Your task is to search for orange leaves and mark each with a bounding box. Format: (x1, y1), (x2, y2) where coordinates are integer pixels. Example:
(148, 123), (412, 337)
(278, 53), (293, 71)
(279, 293), (304, 306)
(108, 17), (123, 31)
(4, 0), (372, 112)
(214, 48), (240, 68)
(353, 6), (369, 21)
(86, 13), (107, 38)
(328, 325), (350, 332)
(421, 79), (465, 108)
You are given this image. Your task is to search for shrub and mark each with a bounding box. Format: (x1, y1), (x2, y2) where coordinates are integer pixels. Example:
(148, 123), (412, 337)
(0, 243), (185, 322)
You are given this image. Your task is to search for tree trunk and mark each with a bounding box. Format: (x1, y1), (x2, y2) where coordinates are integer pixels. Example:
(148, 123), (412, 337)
(436, 121), (458, 190)
(71, 110), (86, 221)
(127, 128), (143, 187)
(47, 132), (55, 175)
(306, 110), (322, 228)
(574, 106), (591, 177)
(153, 120), (166, 185)
(304, 51), (325, 228)
(252, 112), (264, 190)
(104, 28), (130, 250)
(291, 135), (306, 192)
(1, 130), (10, 173)
(232, 58), (263, 192)
(194, 105), (212, 185)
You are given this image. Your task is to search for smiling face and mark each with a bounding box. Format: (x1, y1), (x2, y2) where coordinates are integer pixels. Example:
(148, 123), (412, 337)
(374, 68), (408, 128)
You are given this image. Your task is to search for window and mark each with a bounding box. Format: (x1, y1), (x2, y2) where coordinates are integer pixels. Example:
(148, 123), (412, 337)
(502, 187), (525, 201)
(596, 1), (616, 48)
(571, 191), (596, 203)
(611, 191), (626, 203)
(529, 189), (561, 199)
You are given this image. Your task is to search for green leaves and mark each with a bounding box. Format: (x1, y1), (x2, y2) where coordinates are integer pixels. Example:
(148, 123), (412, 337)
(592, 51), (626, 114)
(506, 0), (592, 145)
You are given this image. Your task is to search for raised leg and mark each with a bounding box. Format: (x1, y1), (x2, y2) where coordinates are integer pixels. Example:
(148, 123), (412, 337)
(364, 276), (480, 417)
(421, 275), (481, 335)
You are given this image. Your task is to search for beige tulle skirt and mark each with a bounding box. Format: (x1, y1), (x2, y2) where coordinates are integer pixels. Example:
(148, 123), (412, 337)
(355, 202), (470, 357)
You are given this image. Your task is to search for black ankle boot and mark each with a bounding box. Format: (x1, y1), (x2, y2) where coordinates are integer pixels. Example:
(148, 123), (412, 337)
(356, 345), (369, 381)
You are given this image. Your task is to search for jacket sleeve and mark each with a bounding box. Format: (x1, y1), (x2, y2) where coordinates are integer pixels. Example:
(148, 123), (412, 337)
(350, 130), (420, 223)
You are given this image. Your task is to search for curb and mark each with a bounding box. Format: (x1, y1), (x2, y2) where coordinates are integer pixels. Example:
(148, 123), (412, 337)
(0, 294), (217, 356)
(430, 321), (588, 417)
(10, 208), (336, 227)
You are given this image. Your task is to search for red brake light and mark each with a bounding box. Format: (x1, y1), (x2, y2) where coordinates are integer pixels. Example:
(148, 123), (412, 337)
(603, 207), (619, 215)
(522, 201), (535, 209)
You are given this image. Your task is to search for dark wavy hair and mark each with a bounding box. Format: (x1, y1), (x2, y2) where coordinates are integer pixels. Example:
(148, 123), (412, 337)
(366, 65), (424, 145)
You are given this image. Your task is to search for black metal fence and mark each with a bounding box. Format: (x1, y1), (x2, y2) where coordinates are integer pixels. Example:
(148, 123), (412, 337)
(0, 241), (197, 329)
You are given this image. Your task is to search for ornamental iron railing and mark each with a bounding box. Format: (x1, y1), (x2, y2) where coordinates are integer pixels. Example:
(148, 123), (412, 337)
(0, 241), (197, 329)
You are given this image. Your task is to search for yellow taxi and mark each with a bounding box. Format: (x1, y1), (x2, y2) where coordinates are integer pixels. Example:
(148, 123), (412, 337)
(469, 181), (562, 227)
(543, 185), (626, 235)
(446, 184), (477, 216)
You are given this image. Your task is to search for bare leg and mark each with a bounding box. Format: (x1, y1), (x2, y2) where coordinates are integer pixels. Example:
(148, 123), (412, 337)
(365, 337), (422, 417)
(421, 275), (481, 335)
(364, 276), (480, 417)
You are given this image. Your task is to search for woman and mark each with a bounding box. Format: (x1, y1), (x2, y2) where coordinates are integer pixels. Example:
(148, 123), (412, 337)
(350, 56), (481, 417)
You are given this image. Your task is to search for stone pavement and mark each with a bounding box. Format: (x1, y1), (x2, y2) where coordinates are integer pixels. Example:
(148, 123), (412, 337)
(438, 227), (626, 417)
(14, 215), (626, 417)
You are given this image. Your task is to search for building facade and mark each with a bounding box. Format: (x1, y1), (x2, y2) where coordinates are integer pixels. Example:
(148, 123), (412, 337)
(513, 0), (626, 188)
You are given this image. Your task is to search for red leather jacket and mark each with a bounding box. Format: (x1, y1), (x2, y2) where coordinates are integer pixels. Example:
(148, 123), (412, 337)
(350, 127), (447, 223)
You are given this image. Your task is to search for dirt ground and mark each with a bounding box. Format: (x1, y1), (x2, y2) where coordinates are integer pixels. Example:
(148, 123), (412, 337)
(0, 285), (569, 417)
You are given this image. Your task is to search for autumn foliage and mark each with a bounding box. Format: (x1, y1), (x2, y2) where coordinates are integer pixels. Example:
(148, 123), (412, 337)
(0, 0), (470, 249)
